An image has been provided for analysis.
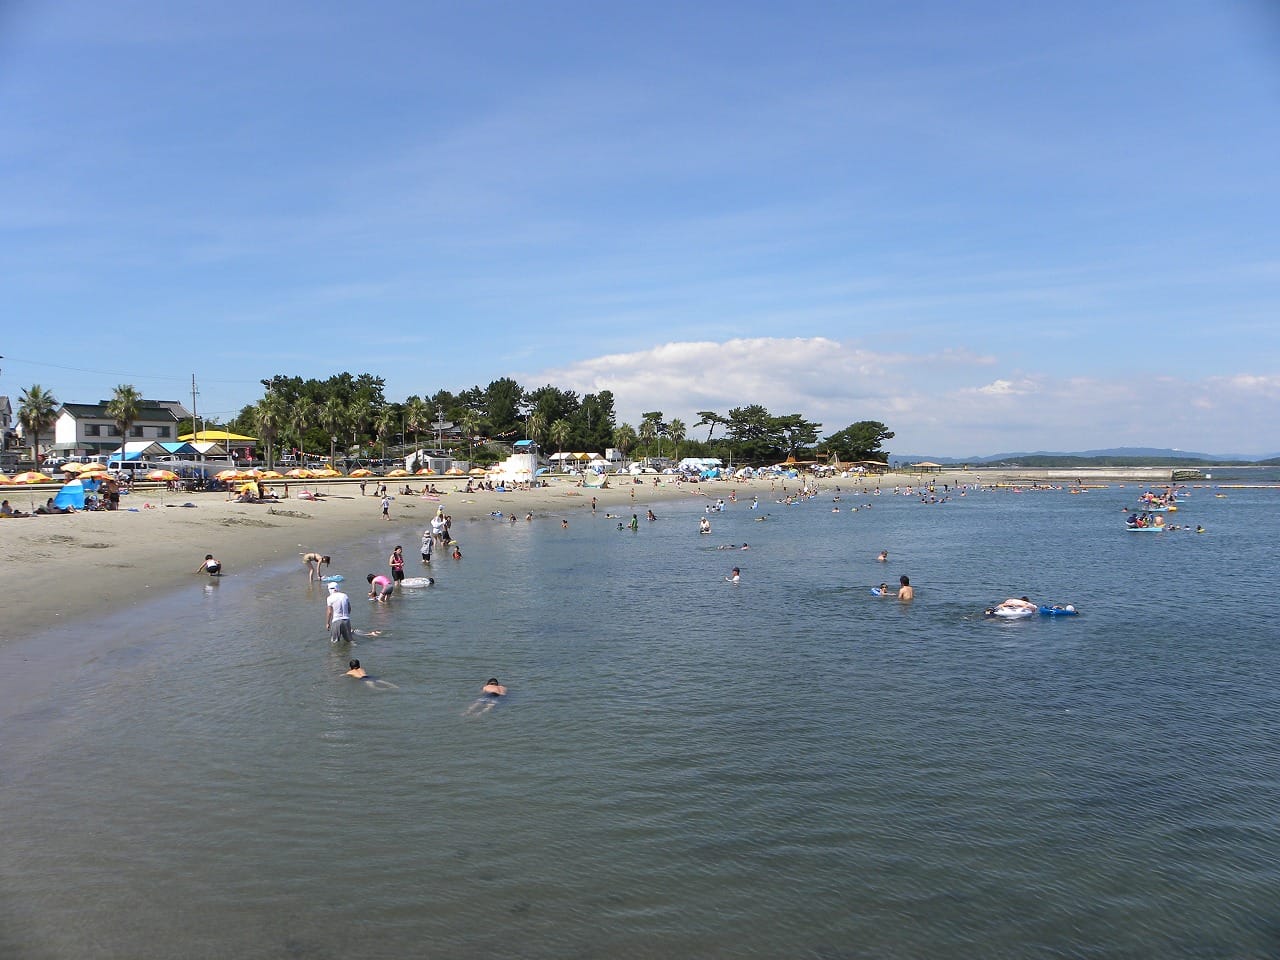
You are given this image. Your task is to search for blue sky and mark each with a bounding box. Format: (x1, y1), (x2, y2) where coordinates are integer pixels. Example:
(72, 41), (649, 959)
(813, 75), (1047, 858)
(2, 0), (1278, 456)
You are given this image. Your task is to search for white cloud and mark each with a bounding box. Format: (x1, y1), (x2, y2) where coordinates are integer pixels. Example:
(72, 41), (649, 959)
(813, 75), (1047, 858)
(529, 337), (1280, 456)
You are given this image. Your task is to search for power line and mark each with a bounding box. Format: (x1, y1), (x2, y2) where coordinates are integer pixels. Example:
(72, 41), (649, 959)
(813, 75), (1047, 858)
(1, 355), (261, 386)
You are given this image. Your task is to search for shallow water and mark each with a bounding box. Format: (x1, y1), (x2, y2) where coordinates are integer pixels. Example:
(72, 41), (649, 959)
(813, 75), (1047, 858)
(2, 479), (1279, 959)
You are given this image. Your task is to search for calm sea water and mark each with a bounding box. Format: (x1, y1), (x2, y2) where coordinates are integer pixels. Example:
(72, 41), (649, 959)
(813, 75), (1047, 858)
(3, 473), (1279, 959)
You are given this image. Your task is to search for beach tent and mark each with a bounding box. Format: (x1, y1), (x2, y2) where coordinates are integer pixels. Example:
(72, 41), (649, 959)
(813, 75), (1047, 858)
(53, 479), (86, 510)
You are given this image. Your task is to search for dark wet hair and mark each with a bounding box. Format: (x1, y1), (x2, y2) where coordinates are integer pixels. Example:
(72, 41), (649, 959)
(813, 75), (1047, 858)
(367, 574), (375, 582)
(394, 546), (402, 551)
(487, 678), (499, 685)
(349, 659), (360, 669)
(732, 567), (740, 574)
(1021, 596), (1030, 602)
(321, 555), (331, 564)
(205, 554), (213, 560)
(900, 575), (910, 585)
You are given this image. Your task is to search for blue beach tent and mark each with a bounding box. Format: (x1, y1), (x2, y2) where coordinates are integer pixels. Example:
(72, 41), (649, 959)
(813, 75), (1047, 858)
(53, 479), (86, 510)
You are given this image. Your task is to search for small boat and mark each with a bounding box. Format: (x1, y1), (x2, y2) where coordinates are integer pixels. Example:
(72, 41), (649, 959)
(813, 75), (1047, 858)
(1126, 523), (1165, 532)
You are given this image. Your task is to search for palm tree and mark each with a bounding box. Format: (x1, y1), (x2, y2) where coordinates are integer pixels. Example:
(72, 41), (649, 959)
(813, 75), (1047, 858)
(613, 423), (637, 462)
(374, 408), (398, 460)
(348, 396), (373, 459)
(457, 409), (484, 460)
(104, 384), (142, 466)
(637, 419), (656, 459)
(319, 396), (348, 466)
(549, 418), (572, 465)
(526, 412), (548, 447)
(667, 417), (686, 462)
(289, 398), (315, 463)
(254, 392), (287, 468)
(404, 397), (430, 452)
(17, 384), (58, 466)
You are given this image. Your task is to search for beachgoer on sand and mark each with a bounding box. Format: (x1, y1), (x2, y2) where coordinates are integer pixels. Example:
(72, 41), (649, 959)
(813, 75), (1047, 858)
(195, 553), (222, 576)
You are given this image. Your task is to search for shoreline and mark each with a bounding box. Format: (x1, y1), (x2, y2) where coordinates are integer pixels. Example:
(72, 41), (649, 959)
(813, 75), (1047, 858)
(1, 465), (1221, 639)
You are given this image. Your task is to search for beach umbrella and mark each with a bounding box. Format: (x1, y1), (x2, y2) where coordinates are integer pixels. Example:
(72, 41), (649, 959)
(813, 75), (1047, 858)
(387, 468), (411, 477)
(61, 462), (91, 474)
(468, 467), (487, 476)
(0, 474), (12, 484)
(259, 470), (284, 479)
(285, 468), (311, 478)
(215, 468), (240, 481)
(446, 467), (465, 475)
(349, 468), (373, 477)
(11, 472), (48, 484)
(147, 469), (180, 481)
(416, 467), (435, 475)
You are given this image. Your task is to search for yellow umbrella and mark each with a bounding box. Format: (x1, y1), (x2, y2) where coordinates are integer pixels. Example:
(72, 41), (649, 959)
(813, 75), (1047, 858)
(468, 467), (488, 476)
(215, 468), (241, 481)
(386, 468), (411, 477)
(62, 462), (91, 474)
(259, 470), (284, 479)
(147, 469), (180, 481)
(446, 466), (466, 475)
(0, 473), (13, 484)
(285, 468), (311, 478)
(349, 468), (374, 477)
(416, 467), (435, 475)
(11, 472), (48, 484)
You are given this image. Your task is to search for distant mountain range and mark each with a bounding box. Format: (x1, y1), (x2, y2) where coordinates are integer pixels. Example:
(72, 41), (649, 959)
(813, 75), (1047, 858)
(893, 447), (1280, 465)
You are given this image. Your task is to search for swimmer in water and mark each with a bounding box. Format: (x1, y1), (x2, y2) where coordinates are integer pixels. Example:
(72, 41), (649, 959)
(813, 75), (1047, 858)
(877, 550), (888, 562)
(726, 567), (741, 583)
(465, 677), (508, 715)
(345, 658), (398, 689)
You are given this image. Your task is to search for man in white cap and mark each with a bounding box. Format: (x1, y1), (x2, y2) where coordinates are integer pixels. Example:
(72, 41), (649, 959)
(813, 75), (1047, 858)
(325, 580), (353, 644)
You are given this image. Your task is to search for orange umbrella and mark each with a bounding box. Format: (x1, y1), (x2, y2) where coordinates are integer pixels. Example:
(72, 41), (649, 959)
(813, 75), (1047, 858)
(259, 470), (284, 479)
(147, 469), (180, 481)
(386, 468), (411, 477)
(62, 462), (91, 474)
(349, 468), (374, 477)
(285, 468), (311, 478)
(416, 467), (435, 475)
(215, 468), (241, 481)
(11, 471), (48, 484)
(0, 474), (13, 485)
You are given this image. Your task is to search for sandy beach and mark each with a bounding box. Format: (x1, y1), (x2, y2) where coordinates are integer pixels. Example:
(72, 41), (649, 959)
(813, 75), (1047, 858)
(0, 474), (771, 637)
(2, 464), (1185, 639)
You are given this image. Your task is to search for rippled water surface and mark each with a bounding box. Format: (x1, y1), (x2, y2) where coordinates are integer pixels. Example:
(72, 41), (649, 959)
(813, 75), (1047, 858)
(3, 478), (1279, 958)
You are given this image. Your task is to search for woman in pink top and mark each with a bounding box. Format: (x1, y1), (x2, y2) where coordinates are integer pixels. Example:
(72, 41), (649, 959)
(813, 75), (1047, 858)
(366, 573), (394, 602)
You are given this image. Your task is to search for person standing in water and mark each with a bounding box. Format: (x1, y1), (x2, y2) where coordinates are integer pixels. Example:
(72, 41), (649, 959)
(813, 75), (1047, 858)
(326, 582), (353, 643)
(300, 552), (331, 582)
(389, 545), (406, 590)
(897, 575), (914, 601)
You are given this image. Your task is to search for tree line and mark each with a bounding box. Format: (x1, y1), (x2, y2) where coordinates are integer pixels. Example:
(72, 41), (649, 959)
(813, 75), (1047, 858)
(13, 374), (894, 467)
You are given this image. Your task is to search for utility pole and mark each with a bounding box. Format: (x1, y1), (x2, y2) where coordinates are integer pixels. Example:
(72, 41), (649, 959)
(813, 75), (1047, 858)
(190, 374), (200, 439)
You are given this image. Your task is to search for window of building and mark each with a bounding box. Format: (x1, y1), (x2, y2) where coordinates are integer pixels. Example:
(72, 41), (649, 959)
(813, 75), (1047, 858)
(130, 426), (144, 437)
(157, 426), (171, 438)
(86, 424), (102, 436)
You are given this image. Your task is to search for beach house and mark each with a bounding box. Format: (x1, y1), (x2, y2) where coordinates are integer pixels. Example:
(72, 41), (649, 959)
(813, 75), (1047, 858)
(48, 399), (190, 460)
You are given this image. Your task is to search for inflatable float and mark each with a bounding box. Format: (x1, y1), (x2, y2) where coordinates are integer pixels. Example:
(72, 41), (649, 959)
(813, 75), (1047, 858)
(321, 575), (344, 583)
(987, 604), (1036, 620)
(1039, 605), (1078, 616)
(399, 577), (435, 588)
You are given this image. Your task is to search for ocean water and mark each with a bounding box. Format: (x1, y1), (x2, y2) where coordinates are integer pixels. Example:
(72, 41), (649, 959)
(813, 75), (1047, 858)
(2, 477), (1279, 959)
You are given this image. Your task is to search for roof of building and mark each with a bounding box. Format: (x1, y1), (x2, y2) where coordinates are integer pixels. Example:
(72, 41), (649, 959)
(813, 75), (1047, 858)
(59, 401), (182, 422)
